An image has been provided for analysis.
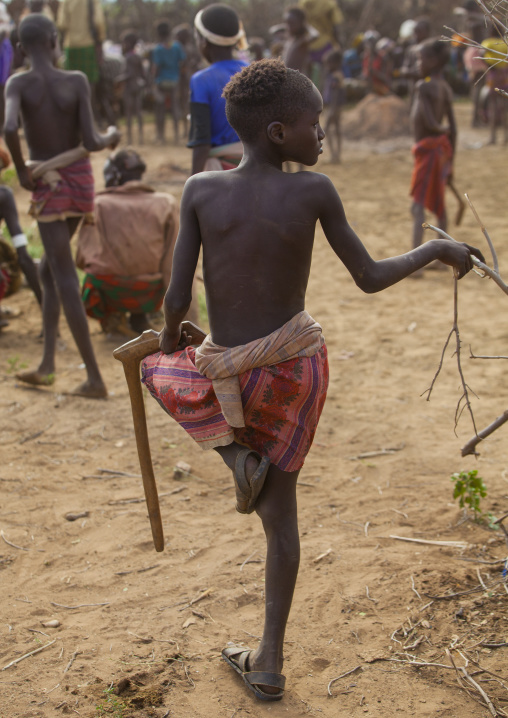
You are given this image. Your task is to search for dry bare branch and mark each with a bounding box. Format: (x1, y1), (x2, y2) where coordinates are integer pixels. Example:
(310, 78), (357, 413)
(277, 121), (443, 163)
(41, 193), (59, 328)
(461, 410), (508, 456)
(465, 194), (499, 272)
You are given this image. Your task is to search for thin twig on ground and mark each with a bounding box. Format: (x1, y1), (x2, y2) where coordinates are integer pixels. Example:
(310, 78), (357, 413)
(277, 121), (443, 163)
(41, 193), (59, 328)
(327, 666), (361, 696)
(2, 640), (56, 671)
(1, 530), (29, 551)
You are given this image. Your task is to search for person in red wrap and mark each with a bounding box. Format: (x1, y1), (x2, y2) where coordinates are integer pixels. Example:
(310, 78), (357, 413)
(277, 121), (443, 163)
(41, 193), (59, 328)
(410, 38), (456, 269)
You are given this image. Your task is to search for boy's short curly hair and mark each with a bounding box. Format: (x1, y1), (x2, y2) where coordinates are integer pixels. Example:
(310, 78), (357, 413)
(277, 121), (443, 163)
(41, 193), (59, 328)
(223, 59), (315, 143)
(420, 37), (450, 70)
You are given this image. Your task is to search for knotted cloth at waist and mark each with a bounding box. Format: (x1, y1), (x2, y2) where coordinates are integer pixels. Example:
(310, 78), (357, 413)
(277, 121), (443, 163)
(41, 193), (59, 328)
(194, 310), (324, 428)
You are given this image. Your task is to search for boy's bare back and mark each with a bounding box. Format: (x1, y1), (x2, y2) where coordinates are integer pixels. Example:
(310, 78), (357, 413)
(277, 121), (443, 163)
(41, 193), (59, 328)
(7, 68), (95, 160)
(186, 167), (325, 346)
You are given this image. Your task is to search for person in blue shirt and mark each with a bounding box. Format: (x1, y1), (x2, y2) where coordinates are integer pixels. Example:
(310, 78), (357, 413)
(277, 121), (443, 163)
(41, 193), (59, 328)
(188, 3), (247, 174)
(152, 21), (185, 145)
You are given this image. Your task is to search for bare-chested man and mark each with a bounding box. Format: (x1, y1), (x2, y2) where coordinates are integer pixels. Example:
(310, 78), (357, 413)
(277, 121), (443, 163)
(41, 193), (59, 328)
(4, 13), (120, 397)
(410, 38), (456, 255)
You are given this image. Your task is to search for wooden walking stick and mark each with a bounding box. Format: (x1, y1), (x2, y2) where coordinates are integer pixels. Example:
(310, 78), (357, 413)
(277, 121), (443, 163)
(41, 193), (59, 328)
(113, 321), (207, 552)
(448, 178), (466, 227)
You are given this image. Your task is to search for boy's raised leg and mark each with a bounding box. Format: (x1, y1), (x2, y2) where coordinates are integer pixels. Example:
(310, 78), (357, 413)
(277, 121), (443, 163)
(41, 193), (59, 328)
(19, 218), (107, 397)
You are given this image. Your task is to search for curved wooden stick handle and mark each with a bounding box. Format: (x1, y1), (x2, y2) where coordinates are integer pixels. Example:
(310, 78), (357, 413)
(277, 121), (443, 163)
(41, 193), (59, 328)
(113, 322), (207, 552)
(114, 329), (164, 551)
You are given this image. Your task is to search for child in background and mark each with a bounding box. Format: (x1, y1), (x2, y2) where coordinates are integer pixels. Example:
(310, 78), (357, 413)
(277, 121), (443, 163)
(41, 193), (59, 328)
(152, 21), (185, 145)
(4, 14), (120, 397)
(173, 24), (201, 140)
(482, 36), (508, 144)
(322, 47), (344, 163)
(282, 6), (318, 76)
(121, 30), (147, 145)
(410, 39), (456, 260)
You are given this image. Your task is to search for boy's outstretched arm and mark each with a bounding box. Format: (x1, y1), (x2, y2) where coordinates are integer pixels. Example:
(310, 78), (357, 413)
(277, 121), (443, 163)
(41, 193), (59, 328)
(160, 178), (202, 354)
(76, 74), (121, 151)
(4, 77), (34, 190)
(316, 175), (485, 291)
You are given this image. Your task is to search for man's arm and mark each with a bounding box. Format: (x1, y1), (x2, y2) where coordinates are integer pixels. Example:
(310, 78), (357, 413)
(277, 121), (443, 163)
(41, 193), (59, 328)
(315, 174), (484, 290)
(160, 177), (202, 353)
(4, 77), (34, 190)
(76, 73), (120, 151)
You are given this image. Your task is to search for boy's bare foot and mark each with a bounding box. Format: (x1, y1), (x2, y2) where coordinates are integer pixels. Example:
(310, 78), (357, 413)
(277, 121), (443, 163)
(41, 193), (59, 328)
(16, 370), (55, 386)
(65, 380), (108, 399)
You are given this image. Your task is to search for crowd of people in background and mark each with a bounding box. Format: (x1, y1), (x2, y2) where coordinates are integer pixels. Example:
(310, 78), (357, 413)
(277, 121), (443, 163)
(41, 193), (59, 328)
(0, 0), (504, 148)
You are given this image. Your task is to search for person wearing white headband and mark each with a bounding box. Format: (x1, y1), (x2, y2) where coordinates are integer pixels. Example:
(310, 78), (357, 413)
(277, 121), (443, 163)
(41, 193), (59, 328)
(188, 3), (247, 174)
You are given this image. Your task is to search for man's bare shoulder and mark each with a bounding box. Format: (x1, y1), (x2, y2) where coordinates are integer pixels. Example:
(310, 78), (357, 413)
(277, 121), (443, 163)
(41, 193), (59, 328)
(6, 67), (88, 91)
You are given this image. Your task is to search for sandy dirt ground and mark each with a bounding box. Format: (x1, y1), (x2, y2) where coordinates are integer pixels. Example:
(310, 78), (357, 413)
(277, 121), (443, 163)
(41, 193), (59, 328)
(1, 103), (507, 718)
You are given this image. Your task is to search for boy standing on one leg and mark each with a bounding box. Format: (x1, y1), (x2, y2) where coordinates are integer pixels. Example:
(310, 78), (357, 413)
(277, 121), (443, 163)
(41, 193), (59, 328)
(141, 59), (482, 701)
(4, 14), (120, 397)
(410, 39), (456, 259)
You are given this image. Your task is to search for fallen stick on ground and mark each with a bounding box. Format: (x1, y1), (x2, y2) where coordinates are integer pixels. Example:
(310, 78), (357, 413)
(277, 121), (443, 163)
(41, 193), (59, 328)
(314, 548), (332, 563)
(349, 445), (404, 460)
(98, 468), (142, 477)
(177, 588), (214, 612)
(18, 423), (52, 445)
(390, 535), (471, 548)
(2, 640), (56, 671)
(327, 665), (362, 696)
(63, 651), (80, 674)
(0, 530), (29, 551)
(50, 601), (110, 609)
(114, 565), (160, 576)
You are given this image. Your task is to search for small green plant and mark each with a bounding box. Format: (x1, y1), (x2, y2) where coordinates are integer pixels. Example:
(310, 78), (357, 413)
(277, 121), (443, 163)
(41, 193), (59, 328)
(95, 686), (127, 717)
(6, 355), (28, 374)
(1, 167), (19, 188)
(451, 469), (487, 520)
